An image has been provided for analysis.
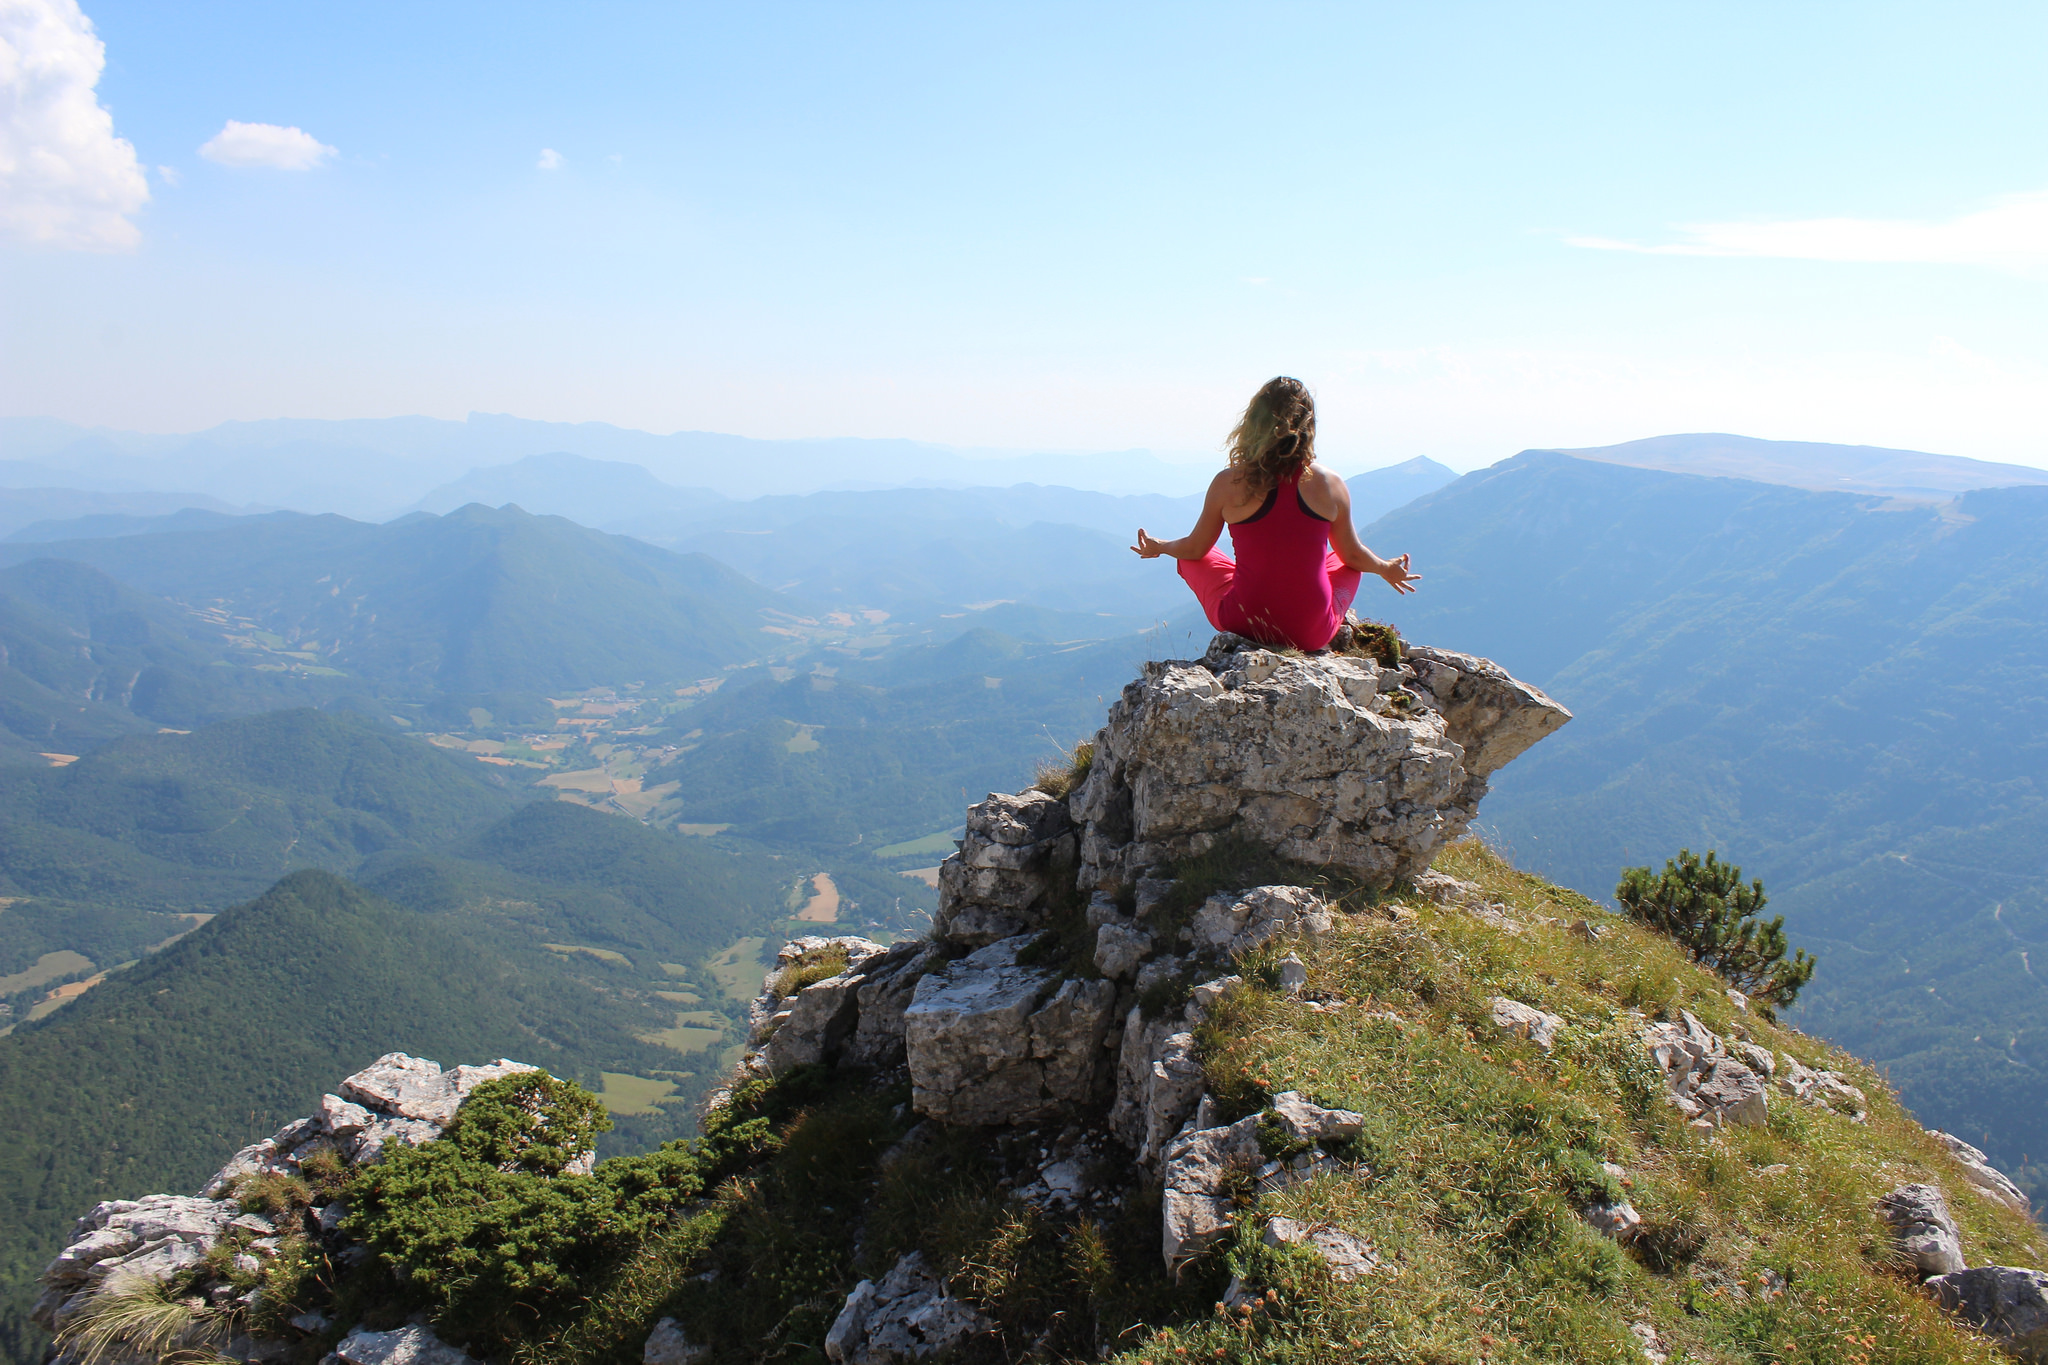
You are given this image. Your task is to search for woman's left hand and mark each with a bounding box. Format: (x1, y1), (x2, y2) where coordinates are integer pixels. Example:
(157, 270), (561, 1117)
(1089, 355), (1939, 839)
(1131, 529), (1173, 558)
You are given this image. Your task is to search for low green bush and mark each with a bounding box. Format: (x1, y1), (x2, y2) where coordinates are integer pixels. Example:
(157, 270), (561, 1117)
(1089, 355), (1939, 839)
(1615, 849), (1816, 1011)
(344, 1073), (733, 1348)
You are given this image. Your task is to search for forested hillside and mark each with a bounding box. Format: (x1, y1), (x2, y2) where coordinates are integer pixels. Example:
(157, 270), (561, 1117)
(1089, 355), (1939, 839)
(0, 872), (647, 1365)
(0, 504), (795, 694)
(1366, 452), (2048, 1192)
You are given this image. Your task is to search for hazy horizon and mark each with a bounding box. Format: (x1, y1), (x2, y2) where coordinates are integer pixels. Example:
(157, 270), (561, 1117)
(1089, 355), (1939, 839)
(3, 3), (2045, 474)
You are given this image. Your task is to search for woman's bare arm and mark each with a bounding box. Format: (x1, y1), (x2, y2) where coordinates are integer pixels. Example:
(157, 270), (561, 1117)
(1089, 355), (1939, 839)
(1130, 470), (1235, 560)
(1305, 467), (1422, 594)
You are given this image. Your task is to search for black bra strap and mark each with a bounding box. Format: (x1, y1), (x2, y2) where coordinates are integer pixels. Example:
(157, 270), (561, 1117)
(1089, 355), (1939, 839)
(1232, 484), (1280, 525)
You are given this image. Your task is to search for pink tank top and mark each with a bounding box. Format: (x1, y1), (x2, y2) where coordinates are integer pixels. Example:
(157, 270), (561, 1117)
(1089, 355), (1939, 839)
(1215, 468), (1341, 650)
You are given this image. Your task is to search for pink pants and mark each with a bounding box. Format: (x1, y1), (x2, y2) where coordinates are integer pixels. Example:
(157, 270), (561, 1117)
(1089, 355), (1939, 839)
(1177, 549), (1362, 652)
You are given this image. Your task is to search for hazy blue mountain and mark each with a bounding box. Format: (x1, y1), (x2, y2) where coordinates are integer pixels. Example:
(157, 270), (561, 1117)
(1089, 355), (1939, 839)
(5, 507), (258, 543)
(0, 504), (795, 695)
(1560, 432), (2048, 499)
(0, 489), (244, 538)
(1347, 455), (1458, 524)
(1364, 452), (2048, 1189)
(0, 414), (1217, 511)
(406, 452), (728, 523)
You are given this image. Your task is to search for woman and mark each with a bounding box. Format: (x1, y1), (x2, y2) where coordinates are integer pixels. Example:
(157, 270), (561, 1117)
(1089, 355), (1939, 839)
(1131, 376), (1420, 651)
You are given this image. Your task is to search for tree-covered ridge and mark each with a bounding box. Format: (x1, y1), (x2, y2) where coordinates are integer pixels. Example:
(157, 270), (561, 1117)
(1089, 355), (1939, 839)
(0, 503), (797, 694)
(0, 709), (522, 909)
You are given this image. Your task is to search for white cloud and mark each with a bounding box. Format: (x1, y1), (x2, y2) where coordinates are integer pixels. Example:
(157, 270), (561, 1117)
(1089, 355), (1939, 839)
(0, 0), (149, 250)
(198, 120), (335, 170)
(154, 163), (177, 185)
(1569, 191), (2048, 272)
(536, 147), (562, 170)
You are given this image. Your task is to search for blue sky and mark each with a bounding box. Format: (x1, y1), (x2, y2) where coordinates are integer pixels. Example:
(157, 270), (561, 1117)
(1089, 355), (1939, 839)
(2, 1), (2044, 472)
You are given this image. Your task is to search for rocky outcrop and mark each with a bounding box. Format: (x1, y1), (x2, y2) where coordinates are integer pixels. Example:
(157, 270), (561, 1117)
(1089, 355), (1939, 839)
(823, 1252), (992, 1365)
(1160, 1092), (1364, 1269)
(1933, 1131), (2032, 1215)
(1058, 635), (1569, 894)
(1491, 997), (1564, 1051)
(643, 1317), (710, 1365)
(32, 1053), (561, 1363)
(1880, 1184), (1967, 1278)
(1642, 1011), (1769, 1129)
(1925, 1266), (2048, 1363)
(335, 1324), (480, 1365)
(902, 937), (1118, 1124)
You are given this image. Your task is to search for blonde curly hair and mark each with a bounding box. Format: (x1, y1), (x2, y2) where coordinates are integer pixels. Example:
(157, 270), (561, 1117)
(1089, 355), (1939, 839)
(1225, 376), (1316, 494)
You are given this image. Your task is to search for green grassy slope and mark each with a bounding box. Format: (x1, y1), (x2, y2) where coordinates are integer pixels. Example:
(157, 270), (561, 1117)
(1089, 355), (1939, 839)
(1369, 452), (2048, 1192)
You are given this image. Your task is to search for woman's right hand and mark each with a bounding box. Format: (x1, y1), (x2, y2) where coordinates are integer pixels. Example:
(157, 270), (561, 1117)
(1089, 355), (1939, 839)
(1378, 552), (1422, 595)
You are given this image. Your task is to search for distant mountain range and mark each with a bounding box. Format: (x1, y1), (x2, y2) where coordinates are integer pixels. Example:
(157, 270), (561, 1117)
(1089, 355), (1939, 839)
(1562, 432), (2048, 499)
(0, 413), (1225, 514)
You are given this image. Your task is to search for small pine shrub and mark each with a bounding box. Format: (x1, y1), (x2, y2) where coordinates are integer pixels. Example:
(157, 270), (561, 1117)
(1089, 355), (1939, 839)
(1615, 849), (1816, 1011)
(345, 1072), (711, 1346)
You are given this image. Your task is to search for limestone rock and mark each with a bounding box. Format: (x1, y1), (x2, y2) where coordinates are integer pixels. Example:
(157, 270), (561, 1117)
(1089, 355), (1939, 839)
(1641, 1014), (1768, 1127)
(1932, 1131), (2031, 1214)
(1491, 997), (1564, 1052)
(1067, 636), (1567, 892)
(904, 938), (1114, 1124)
(1161, 1116), (1262, 1267)
(1109, 1012), (1205, 1162)
(1267, 1092), (1364, 1144)
(1094, 920), (1154, 980)
(931, 792), (1076, 947)
(1262, 1215), (1380, 1280)
(845, 940), (940, 1068)
(823, 1252), (991, 1364)
(1689, 1057), (1768, 1128)
(643, 1317), (709, 1365)
(339, 1053), (538, 1126)
(1925, 1266), (2048, 1362)
(760, 973), (866, 1074)
(1775, 1055), (1868, 1121)
(320, 1094), (375, 1139)
(1402, 645), (1572, 778)
(334, 1324), (480, 1365)
(1277, 953), (1308, 995)
(1878, 1184), (1965, 1278)
(1189, 886), (1333, 956)
(1583, 1200), (1642, 1239)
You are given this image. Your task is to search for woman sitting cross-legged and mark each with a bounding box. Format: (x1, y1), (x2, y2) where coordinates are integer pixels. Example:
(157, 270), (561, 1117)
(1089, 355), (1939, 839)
(1131, 375), (1420, 651)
